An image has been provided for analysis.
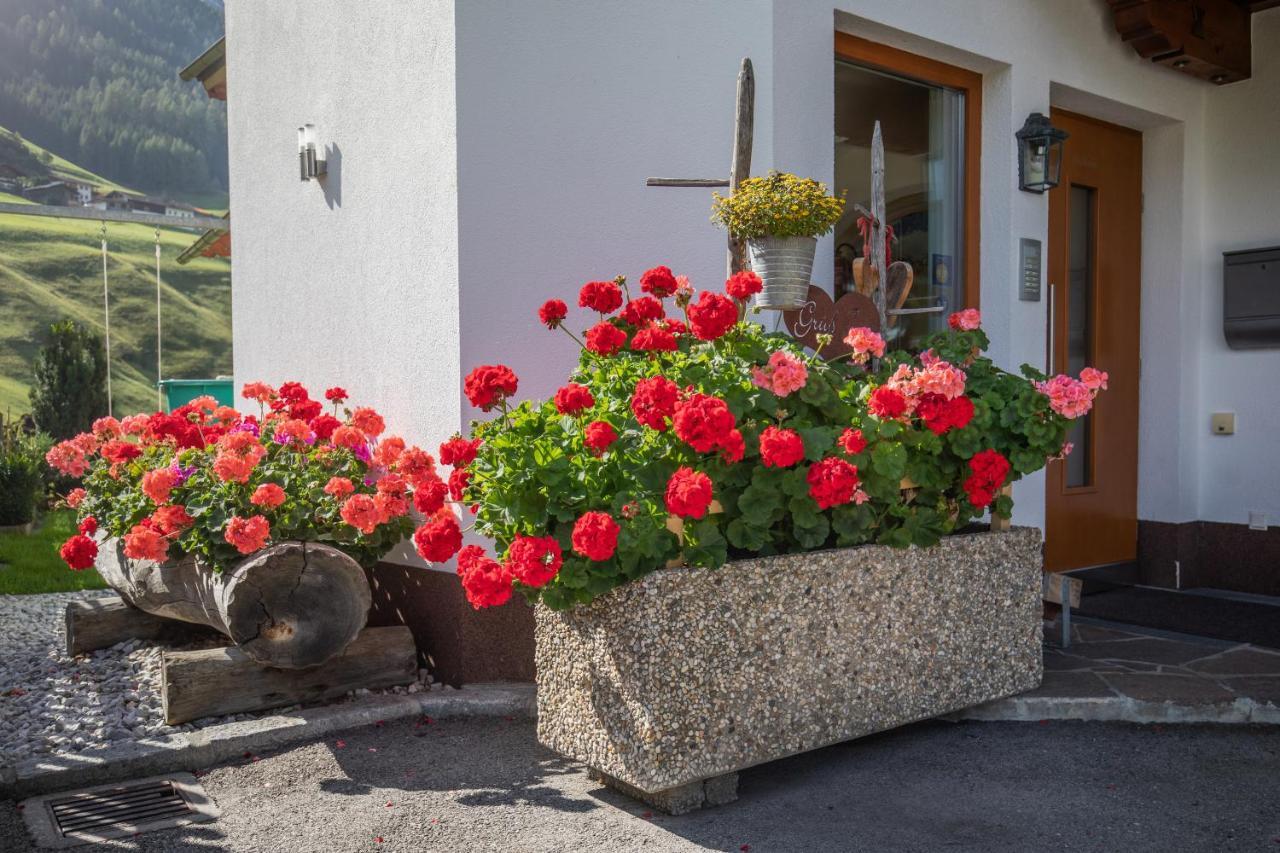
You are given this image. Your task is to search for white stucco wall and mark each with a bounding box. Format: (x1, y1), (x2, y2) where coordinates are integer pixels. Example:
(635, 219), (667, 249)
(452, 0), (775, 408)
(225, 0), (460, 460)
(227, 0), (1276, 564)
(1196, 8), (1280, 526)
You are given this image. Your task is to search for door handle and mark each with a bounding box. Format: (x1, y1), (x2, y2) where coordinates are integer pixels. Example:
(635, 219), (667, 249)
(1046, 282), (1056, 375)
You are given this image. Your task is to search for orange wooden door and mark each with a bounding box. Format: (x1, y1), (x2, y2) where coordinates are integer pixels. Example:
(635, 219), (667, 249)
(1044, 110), (1142, 572)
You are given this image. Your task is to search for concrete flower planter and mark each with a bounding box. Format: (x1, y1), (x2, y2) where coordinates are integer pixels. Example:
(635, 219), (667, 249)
(536, 527), (1043, 812)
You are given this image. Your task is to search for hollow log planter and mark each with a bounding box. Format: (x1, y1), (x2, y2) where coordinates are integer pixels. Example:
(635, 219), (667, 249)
(536, 527), (1043, 815)
(93, 539), (372, 670)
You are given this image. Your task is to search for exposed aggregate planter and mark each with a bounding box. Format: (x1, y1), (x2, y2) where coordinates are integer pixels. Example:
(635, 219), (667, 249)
(536, 527), (1043, 799)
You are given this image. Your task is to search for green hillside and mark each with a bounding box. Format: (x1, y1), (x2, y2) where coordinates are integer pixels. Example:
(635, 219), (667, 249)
(0, 133), (231, 419)
(0, 0), (227, 197)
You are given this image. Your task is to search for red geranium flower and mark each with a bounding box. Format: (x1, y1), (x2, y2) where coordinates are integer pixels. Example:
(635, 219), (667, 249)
(60, 534), (98, 571)
(151, 504), (194, 536)
(325, 386), (348, 403)
(310, 414), (341, 441)
(340, 494), (381, 535)
(640, 265), (679, 298)
(571, 511), (620, 561)
(225, 515), (271, 554)
(725, 270), (763, 301)
(620, 296), (665, 326)
(838, 428), (867, 455)
(554, 383), (595, 415)
(505, 535), (563, 588)
(101, 440), (142, 465)
(759, 426), (805, 468)
(277, 382), (309, 403)
(963, 448), (1010, 508)
(806, 457), (861, 510)
(687, 291), (738, 341)
(289, 398), (323, 422)
(413, 511), (463, 563)
(538, 298), (568, 329)
(464, 364), (518, 411)
(664, 467), (714, 519)
(456, 545), (512, 609)
(917, 394), (975, 436)
(439, 436), (481, 467)
(250, 483), (286, 509)
(868, 387), (909, 419)
(585, 322), (627, 355)
(412, 476), (449, 515)
(448, 467), (470, 502)
(578, 280), (623, 314)
(583, 420), (617, 454)
(631, 324), (678, 352)
(78, 516), (97, 536)
(672, 393), (737, 454)
(631, 376), (680, 431)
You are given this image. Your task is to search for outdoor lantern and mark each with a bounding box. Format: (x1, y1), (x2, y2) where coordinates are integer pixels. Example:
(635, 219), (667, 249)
(297, 123), (327, 182)
(1016, 112), (1068, 193)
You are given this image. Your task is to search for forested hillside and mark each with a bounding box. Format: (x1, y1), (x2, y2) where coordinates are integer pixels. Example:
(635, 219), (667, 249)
(0, 0), (226, 197)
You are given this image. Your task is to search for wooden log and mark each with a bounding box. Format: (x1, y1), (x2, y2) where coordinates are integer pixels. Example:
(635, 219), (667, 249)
(65, 595), (217, 656)
(727, 57), (754, 276)
(1042, 573), (1083, 609)
(95, 539), (372, 670)
(161, 625), (417, 725)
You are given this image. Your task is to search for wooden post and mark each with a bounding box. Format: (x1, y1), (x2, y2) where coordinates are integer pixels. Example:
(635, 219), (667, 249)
(868, 121), (888, 330)
(727, 58), (754, 277)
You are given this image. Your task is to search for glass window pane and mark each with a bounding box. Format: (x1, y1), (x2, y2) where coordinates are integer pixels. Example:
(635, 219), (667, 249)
(834, 60), (965, 350)
(1065, 184), (1095, 488)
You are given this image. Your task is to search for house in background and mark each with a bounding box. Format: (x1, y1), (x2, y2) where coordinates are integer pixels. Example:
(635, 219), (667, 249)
(21, 180), (75, 206)
(220, 0), (1280, 681)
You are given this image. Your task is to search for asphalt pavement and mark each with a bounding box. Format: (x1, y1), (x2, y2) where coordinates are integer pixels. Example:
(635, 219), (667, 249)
(3, 716), (1277, 852)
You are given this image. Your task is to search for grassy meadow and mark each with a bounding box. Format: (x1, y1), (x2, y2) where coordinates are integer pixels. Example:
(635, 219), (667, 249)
(0, 130), (232, 418)
(0, 510), (107, 594)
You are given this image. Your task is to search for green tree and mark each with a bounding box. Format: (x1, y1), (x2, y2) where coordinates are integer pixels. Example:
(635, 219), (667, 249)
(29, 319), (108, 440)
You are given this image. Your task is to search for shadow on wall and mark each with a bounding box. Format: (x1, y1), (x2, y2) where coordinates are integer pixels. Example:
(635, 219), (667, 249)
(365, 561), (536, 686)
(323, 143), (342, 209)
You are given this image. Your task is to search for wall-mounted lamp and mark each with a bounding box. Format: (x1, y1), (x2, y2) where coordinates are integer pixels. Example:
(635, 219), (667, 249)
(297, 123), (327, 181)
(1015, 112), (1068, 194)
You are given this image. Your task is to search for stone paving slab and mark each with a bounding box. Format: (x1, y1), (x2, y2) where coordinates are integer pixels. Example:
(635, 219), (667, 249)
(958, 618), (1280, 725)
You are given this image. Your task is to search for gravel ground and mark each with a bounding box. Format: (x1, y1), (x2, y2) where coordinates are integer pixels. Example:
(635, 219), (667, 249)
(3, 717), (1277, 852)
(0, 592), (428, 765)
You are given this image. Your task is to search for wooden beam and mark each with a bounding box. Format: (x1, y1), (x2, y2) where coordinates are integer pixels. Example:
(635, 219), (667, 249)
(1042, 573), (1083, 609)
(0, 202), (225, 231)
(64, 596), (212, 657)
(645, 178), (730, 187)
(161, 626), (417, 725)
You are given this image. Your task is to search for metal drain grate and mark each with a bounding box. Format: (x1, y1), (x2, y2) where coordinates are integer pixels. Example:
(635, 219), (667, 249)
(21, 773), (219, 849)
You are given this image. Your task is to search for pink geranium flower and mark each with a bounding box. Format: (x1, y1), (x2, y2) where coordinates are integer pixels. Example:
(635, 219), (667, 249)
(843, 327), (885, 364)
(751, 351), (809, 397)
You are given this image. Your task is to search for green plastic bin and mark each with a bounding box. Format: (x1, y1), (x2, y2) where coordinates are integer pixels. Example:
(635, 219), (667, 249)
(158, 377), (235, 412)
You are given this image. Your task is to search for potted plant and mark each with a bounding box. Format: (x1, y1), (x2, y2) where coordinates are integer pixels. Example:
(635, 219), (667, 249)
(407, 270), (1106, 809)
(48, 384), (444, 668)
(711, 171), (845, 310)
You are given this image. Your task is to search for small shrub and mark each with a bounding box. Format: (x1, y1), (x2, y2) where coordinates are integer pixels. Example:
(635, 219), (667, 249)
(29, 319), (109, 441)
(0, 417), (49, 526)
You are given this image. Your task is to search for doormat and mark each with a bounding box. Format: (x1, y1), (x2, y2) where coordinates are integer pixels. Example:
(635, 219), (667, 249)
(1077, 586), (1280, 649)
(20, 772), (219, 849)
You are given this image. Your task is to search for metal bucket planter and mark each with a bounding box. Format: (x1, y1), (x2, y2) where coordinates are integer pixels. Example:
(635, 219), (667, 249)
(536, 527), (1043, 813)
(746, 235), (817, 310)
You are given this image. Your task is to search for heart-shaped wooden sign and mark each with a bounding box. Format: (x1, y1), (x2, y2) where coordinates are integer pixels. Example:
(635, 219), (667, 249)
(781, 286), (881, 359)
